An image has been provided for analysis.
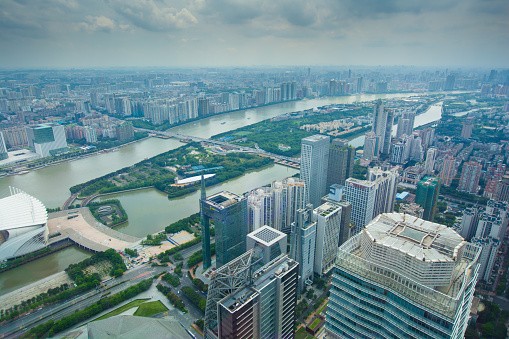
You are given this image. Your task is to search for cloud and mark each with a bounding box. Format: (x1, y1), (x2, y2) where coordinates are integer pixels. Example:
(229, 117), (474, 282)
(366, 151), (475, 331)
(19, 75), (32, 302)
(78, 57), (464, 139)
(80, 15), (116, 32)
(110, 0), (198, 32)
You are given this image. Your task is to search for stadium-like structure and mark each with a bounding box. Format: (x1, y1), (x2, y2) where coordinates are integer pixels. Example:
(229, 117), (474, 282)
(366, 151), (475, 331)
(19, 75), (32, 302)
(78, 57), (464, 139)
(0, 187), (48, 261)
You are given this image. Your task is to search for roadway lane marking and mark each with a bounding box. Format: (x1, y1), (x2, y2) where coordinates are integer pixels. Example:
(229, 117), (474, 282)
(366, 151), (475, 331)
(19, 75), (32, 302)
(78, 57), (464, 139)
(130, 271), (151, 280)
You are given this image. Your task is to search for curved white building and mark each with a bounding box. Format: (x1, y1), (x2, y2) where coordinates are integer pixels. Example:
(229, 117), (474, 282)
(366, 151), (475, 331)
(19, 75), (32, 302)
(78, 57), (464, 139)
(0, 187), (48, 261)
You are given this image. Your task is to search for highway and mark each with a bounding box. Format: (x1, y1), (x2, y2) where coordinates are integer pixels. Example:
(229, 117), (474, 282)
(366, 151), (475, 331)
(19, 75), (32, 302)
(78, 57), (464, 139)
(136, 128), (301, 166)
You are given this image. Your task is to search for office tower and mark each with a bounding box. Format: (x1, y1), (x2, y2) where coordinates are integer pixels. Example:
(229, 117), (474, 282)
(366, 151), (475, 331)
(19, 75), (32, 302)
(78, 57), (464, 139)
(362, 131), (380, 160)
(344, 168), (399, 235)
(271, 177), (306, 234)
(356, 77), (363, 93)
(471, 236), (500, 282)
(199, 173), (211, 269)
(459, 206), (482, 241)
(445, 74), (456, 90)
(424, 147), (437, 174)
(415, 176), (440, 221)
(461, 117), (475, 139)
(440, 155), (458, 187)
(204, 251), (298, 339)
(371, 99), (394, 155)
(25, 123), (68, 157)
(200, 191), (247, 268)
(322, 184), (353, 247)
(246, 187), (274, 233)
(301, 134), (330, 208)
(115, 121), (134, 141)
(326, 213), (481, 339)
(396, 111), (415, 138)
(327, 138), (355, 188)
(246, 226), (287, 263)
(390, 141), (406, 164)
(0, 132), (7, 160)
(495, 172), (509, 202)
(458, 161), (482, 194)
(290, 205), (317, 291)
(313, 202), (342, 277)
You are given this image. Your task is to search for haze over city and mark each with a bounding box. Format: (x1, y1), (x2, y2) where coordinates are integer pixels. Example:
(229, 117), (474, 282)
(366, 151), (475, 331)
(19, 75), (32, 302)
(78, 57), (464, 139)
(1, 0), (508, 68)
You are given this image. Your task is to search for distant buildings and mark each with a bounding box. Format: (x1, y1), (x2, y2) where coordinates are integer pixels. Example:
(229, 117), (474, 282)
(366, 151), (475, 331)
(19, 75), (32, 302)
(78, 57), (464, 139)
(115, 121), (134, 142)
(395, 111), (415, 138)
(371, 99), (394, 155)
(0, 188), (48, 261)
(25, 123), (68, 157)
(326, 213), (481, 339)
(362, 131), (380, 161)
(0, 132), (7, 160)
(415, 176), (440, 221)
(440, 155), (458, 187)
(461, 117), (475, 139)
(424, 147), (437, 175)
(301, 134), (330, 208)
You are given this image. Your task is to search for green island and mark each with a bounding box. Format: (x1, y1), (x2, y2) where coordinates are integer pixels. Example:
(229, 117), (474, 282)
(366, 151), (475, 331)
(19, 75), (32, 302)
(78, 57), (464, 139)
(211, 105), (373, 157)
(93, 298), (150, 321)
(69, 141), (273, 199)
(88, 199), (128, 227)
(133, 300), (168, 317)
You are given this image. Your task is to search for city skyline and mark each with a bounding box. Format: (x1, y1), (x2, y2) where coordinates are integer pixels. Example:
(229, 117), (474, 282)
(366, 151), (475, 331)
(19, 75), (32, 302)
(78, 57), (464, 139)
(1, 0), (508, 69)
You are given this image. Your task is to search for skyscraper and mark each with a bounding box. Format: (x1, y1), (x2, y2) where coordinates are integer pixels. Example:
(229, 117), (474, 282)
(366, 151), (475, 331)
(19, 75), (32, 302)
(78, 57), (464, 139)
(362, 131), (380, 161)
(415, 176), (441, 221)
(440, 155), (458, 187)
(200, 191), (247, 268)
(0, 132), (7, 160)
(271, 177), (306, 234)
(313, 202), (342, 277)
(326, 213), (481, 339)
(372, 99), (394, 155)
(204, 251), (298, 339)
(199, 172), (211, 269)
(327, 138), (355, 188)
(321, 184), (353, 247)
(495, 172), (509, 202)
(458, 161), (482, 194)
(301, 134), (330, 208)
(424, 147), (437, 175)
(246, 187), (274, 233)
(445, 74), (456, 90)
(344, 168), (399, 235)
(290, 204), (317, 291)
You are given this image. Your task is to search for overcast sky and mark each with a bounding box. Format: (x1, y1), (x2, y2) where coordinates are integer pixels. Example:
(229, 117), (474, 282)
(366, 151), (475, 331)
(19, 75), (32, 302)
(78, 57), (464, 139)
(0, 0), (508, 69)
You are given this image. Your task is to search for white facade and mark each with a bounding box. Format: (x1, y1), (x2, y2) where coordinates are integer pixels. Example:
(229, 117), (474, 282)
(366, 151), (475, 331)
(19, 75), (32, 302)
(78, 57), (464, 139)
(313, 202), (342, 276)
(0, 187), (48, 261)
(301, 135), (330, 208)
(290, 206), (317, 291)
(25, 123), (68, 157)
(84, 126), (97, 143)
(425, 147), (437, 175)
(471, 236), (500, 282)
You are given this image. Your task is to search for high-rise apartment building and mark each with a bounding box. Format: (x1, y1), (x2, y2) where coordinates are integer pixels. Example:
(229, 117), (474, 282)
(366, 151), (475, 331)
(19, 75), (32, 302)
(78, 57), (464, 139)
(246, 187), (274, 233)
(494, 172), (509, 203)
(461, 117), (475, 139)
(344, 168), (398, 235)
(415, 176), (441, 221)
(362, 131), (380, 161)
(424, 147), (437, 174)
(372, 99), (394, 155)
(459, 206), (482, 241)
(83, 126), (97, 143)
(321, 184), (353, 247)
(445, 74), (456, 90)
(200, 191), (247, 268)
(25, 123), (68, 157)
(326, 213), (481, 339)
(290, 205), (317, 291)
(115, 121), (134, 141)
(271, 177), (306, 234)
(313, 202), (342, 277)
(471, 236), (500, 282)
(458, 161), (482, 194)
(204, 251), (298, 339)
(440, 155), (458, 187)
(301, 135), (330, 208)
(326, 138), (355, 188)
(396, 111), (415, 138)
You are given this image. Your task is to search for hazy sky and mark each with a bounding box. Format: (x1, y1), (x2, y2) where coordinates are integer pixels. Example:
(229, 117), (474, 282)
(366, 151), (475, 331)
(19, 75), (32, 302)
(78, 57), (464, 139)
(0, 0), (508, 69)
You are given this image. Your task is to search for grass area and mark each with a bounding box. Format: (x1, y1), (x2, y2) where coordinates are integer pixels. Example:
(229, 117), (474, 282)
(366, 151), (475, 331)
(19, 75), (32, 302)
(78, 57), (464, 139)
(133, 300), (168, 317)
(93, 298), (150, 321)
(318, 301), (328, 315)
(296, 327), (316, 339)
(309, 318), (321, 330)
(233, 131), (252, 136)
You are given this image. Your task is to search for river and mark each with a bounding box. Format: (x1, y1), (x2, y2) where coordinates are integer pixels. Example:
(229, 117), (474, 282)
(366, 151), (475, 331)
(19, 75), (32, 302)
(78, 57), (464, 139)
(0, 92), (438, 295)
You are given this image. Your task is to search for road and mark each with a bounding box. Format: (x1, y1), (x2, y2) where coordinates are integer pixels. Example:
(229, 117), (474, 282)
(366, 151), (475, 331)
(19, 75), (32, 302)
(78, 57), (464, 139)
(0, 265), (167, 339)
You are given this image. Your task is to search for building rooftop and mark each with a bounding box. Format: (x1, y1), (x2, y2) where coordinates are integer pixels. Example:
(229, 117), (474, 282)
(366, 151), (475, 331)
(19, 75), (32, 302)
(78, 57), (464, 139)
(302, 134), (329, 142)
(0, 188), (47, 231)
(315, 202), (341, 217)
(248, 226), (286, 246)
(205, 191), (243, 209)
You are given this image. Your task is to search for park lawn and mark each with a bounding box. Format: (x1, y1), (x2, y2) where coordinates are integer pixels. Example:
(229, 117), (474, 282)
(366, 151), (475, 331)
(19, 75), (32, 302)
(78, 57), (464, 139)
(233, 131), (252, 136)
(296, 327), (316, 339)
(309, 318), (321, 330)
(133, 300), (168, 317)
(93, 298), (150, 321)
